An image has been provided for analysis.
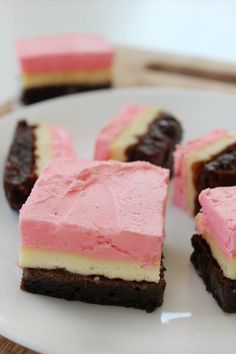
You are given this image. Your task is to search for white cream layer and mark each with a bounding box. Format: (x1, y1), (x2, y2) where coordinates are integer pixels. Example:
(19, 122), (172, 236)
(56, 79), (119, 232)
(201, 232), (236, 280)
(185, 134), (236, 215)
(19, 248), (161, 283)
(22, 68), (112, 88)
(34, 124), (53, 176)
(110, 107), (160, 161)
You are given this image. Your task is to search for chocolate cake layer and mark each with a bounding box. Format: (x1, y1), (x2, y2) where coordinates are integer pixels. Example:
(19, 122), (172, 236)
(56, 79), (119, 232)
(192, 143), (236, 214)
(21, 83), (112, 105)
(125, 112), (182, 174)
(191, 234), (236, 313)
(21, 264), (166, 312)
(4, 120), (37, 211)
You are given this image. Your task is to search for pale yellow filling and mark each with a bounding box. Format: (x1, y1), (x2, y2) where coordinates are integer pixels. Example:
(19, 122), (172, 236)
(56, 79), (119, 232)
(22, 68), (112, 88)
(34, 124), (53, 176)
(201, 233), (236, 280)
(196, 214), (236, 280)
(19, 248), (160, 283)
(109, 107), (160, 161)
(185, 134), (236, 215)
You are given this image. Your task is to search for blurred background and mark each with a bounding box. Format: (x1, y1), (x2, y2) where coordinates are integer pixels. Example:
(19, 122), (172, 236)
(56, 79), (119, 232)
(1, 0), (236, 104)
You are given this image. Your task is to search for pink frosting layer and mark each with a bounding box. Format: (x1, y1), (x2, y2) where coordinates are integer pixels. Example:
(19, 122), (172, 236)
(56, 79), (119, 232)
(173, 129), (228, 211)
(197, 187), (236, 258)
(19, 158), (169, 266)
(94, 104), (148, 160)
(16, 33), (114, 74)
(49, 126), (77, 160)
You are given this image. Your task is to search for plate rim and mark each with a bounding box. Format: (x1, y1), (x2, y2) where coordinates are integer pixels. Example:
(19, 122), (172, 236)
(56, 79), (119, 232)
(2, 85), (236, 124)
(1, 86), (236, 353)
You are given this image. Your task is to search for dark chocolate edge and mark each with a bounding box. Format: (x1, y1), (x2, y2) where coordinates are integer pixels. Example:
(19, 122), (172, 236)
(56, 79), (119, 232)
(21, 83), (112, 105)
(21, 261), (166, 313)
(192, 142), (236, 215)
(191, 234), (236, 313)
(3, 120), (37, 211)
(125, 111), (183, 175)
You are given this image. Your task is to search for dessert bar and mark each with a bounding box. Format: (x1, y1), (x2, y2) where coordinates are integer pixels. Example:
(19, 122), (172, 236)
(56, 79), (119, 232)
(4, 120), (75, 210)
(19, 158), (169, 312)
(16, 33), (114, 104)
(94, 104), (182, 173)
(191, 187), (236, 312)
(174, 129), (236, 215)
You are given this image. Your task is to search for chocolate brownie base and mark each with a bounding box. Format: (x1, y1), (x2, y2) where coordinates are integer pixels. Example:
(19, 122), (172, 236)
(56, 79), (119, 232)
(21, 264), (166, 312)
(21, 83), (112, 105)
(125, 112), (183, 175)
(191, 234), (236, 312)
(192, 143), (236, 215)
(4, 121), (37, 211)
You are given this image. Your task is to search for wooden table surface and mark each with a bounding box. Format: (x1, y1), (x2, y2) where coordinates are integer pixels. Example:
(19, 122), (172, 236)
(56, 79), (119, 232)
(1, 45), (236, 353)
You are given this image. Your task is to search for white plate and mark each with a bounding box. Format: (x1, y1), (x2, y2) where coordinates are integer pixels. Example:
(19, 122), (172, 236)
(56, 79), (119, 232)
(0, 87), (236, 354)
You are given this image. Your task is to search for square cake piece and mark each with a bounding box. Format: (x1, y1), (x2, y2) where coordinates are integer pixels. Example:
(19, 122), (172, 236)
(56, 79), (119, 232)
(94, 104), (182, 174)
(16, 33), (114, 104)
(19, 158), (169, 312)
(174, 129), (236, 215)
(191, 187), (236, 312)
(4, 120), (76, 211)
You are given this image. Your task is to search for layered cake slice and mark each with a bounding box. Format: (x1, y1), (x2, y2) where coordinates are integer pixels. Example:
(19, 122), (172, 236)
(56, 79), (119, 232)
(174, 129), (236, 215)
(191, 187), (236, 312)
(19, 158), (169, 312)
(16, 33), (114, 104)
(94, 104), (182, 173)
(4, 120), (76, 211)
